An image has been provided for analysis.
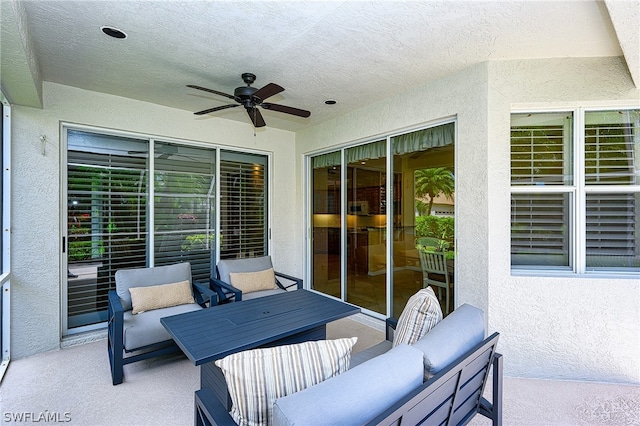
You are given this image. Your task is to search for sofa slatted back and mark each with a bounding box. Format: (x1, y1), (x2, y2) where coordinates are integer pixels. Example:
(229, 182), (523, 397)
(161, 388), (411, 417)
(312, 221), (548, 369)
(367, 332), (501, 426)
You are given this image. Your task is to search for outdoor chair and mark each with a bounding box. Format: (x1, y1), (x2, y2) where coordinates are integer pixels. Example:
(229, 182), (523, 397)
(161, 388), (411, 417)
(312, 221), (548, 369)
(107, 262), (217, 385)
(417, 249), (452, 315)
(210, 255), (303, 303)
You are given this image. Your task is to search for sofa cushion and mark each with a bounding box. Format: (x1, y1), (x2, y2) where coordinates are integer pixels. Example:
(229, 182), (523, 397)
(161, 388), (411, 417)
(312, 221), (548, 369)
(217, 256), (274, 285)
(413, 303), (485, 379)
(272, 343), (424, 426)
(122, 302), (202, 350)
(229, 268), (277, 294)
(115, 262), (192, 311)
(129, 280), (195, 314)
(393, 287), (442, 347)
(215, 337), (357, 426)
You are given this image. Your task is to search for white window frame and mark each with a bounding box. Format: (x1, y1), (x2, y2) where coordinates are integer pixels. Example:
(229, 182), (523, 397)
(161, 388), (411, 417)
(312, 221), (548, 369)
(511, 105), (640, 276)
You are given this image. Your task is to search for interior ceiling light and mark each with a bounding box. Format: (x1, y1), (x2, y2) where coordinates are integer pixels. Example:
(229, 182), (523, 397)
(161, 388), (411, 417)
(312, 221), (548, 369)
(324, 100), (337, 105)
(101, 26), (127, 39)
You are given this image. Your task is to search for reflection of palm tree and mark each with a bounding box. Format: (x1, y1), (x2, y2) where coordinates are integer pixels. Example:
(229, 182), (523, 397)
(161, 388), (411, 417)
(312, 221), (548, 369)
(415, 167), (454, 216)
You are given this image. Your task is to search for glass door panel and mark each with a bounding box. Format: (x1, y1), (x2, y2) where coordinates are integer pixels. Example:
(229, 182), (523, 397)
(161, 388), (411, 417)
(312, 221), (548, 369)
(153, 142), (216, 282)
(391, 126), (455, 317)
(345, 141), (387, 314)
(67, 130), (149, 329)
(311, 159), (341, 298)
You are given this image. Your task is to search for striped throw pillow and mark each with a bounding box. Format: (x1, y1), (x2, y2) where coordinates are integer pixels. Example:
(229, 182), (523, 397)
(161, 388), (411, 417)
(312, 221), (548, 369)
(215, 337), (357, 426)
(393, 287), (443, 347)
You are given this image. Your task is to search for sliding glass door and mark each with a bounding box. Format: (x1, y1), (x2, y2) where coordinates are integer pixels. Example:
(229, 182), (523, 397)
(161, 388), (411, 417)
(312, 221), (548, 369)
(64, 127), (269, 333)
(309, 122), (455, 318)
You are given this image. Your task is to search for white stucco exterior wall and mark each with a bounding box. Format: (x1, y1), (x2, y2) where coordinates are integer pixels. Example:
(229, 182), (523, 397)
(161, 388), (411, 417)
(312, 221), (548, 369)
(296, 57), (640, 384)
(10, 82), (299, 358)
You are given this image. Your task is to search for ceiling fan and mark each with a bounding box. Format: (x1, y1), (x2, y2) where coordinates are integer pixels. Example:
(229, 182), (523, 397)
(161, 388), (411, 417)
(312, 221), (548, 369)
(187, 73), (311, 128)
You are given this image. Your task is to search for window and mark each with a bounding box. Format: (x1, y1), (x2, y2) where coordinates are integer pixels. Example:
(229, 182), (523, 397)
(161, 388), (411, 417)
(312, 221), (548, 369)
(510, 109), (640, 273)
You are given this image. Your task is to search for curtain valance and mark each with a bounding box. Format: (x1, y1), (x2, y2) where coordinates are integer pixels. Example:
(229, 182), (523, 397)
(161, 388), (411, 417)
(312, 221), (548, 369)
(312, 123), (454, 168)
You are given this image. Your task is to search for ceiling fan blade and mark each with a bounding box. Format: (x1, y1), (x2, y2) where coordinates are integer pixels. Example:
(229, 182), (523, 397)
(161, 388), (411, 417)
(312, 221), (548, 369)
(261, 102), (311, 118)
(252, 83), (284, 102)
(246, 107), (266, 128)
(194, 104), (239, 115)
(187, 85), (236, 100)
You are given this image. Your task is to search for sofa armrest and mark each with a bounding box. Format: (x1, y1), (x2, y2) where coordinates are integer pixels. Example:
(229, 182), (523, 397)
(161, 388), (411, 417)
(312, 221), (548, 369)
(274, 271), (303, 290)
(108, 290), (124, 313)
(209, 277), (243, 302)
(193, 281), (218, 307)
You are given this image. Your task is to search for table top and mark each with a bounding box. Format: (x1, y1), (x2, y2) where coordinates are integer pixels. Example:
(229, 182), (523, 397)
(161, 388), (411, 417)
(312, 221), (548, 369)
(161, 290), (360, 365)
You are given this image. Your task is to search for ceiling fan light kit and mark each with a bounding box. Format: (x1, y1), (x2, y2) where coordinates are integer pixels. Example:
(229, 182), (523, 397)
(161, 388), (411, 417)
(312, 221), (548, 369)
(187, 73), (310, 128)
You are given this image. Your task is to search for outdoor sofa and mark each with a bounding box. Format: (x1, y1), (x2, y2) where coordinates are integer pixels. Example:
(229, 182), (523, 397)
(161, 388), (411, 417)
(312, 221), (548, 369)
(194, 301), (502, 425)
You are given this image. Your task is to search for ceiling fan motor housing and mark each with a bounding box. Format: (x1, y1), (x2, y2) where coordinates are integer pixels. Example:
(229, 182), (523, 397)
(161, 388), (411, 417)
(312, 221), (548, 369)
(234, 85), (259, 102)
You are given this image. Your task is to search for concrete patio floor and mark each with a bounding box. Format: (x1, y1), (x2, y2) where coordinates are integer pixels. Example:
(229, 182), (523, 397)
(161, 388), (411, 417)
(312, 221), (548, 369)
(1, 316), (638, 426)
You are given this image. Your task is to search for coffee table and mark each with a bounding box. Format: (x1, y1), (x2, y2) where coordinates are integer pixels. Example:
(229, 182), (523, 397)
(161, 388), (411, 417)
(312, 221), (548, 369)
(161, 289), (360, 409)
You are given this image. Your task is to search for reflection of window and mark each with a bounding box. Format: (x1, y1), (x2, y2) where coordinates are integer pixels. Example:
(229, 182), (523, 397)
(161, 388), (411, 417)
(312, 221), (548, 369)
(510, 109), (640, 273)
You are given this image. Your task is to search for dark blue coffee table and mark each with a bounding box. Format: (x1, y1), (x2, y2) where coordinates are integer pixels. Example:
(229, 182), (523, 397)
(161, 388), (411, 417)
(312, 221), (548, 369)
(161, 289), (360, 409)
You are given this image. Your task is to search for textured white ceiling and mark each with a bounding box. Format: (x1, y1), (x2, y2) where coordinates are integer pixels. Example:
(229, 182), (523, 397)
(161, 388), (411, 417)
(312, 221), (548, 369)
(2, 0), (633, 131)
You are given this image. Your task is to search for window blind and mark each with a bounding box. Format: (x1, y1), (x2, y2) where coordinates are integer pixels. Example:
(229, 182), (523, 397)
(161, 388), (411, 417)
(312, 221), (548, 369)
(67, 131), (148, 328)
(510, 126), (566, 185)
(219, 151), (267, 259)
(510, 193), (570, 267)
(153, 143), (216, 282)
(585, 123), (636, 184)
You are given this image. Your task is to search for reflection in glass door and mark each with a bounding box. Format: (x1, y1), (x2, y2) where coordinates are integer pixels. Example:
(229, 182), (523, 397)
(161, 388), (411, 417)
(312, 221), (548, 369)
(309, 122), (455, 318)
(311, 155), (341, 298)
(345, 141), (387, 314)
(390, 129), (455, 317)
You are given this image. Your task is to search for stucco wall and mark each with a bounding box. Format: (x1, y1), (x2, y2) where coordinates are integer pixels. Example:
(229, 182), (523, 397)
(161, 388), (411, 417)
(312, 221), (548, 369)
(295, 57), (640, 384)
(10, 82), (298, 358)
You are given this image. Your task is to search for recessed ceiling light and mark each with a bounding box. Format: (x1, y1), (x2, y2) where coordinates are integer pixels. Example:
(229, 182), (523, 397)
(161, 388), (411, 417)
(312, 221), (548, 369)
(324, 100), (337, 105)
(101, 26), (127, 39)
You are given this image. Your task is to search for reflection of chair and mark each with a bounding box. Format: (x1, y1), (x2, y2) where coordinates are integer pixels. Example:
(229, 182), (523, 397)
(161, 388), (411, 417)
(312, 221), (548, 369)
(210, 256), (303, 303)
(107, 262), (217, 385)
(417, 249), (452, 315)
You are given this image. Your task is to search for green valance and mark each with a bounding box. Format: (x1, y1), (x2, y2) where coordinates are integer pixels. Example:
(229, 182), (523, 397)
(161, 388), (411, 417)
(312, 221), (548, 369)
(312, 122), (454, 168)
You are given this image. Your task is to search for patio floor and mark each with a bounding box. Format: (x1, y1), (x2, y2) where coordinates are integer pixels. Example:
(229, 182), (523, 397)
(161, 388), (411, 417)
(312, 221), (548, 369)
(1, 316), (638, 426)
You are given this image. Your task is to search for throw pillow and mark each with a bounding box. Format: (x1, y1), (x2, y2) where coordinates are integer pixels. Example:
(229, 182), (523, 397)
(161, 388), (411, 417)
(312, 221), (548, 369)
(392, 287), (443, 347)
(129, 280), (195, 314)
(229, 267), (277, 294)
(215, 337), (357, 426)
